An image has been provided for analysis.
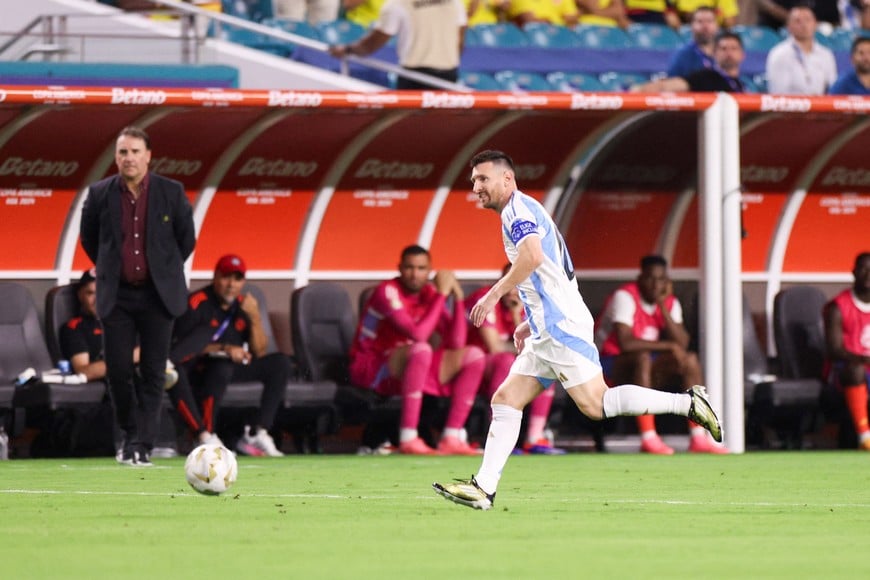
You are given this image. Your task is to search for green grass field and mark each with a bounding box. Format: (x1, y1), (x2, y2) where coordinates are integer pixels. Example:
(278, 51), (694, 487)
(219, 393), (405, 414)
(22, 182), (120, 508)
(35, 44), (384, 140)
(2, 452), (869, 579)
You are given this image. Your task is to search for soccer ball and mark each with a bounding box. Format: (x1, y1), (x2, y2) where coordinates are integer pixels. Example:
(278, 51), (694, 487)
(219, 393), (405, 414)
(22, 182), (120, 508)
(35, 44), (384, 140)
(184, 443), (238, 495)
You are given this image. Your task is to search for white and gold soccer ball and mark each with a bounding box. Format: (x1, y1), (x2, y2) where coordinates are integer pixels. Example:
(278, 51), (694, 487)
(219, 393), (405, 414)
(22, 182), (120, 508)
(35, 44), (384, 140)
(184, 443), (238, 495)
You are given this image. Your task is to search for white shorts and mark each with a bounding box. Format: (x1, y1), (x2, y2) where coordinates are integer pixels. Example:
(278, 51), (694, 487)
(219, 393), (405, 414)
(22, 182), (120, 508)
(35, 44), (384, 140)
(510, 333), (602, 389)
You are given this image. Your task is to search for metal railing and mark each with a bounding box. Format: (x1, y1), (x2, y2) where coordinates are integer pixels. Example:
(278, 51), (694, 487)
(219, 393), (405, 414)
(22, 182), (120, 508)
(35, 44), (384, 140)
(0, 10), (201, 63)
(0, 0), (470, 91)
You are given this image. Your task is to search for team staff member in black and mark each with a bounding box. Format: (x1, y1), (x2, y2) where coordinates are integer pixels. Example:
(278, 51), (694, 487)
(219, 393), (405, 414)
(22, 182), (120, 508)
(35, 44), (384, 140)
(170, 254), (288, 457)
(630, 31), (746, 93)
(80, 126), (196, 467)
(60, 268), (116, 381)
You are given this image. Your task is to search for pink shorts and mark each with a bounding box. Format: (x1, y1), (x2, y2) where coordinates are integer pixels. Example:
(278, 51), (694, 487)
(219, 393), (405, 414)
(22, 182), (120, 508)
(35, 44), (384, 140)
(350, 349), (451, 397)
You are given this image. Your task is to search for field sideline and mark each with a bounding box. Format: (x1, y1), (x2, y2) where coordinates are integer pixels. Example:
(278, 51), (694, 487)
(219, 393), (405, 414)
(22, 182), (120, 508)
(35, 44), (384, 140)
(2, 452), (869, 579)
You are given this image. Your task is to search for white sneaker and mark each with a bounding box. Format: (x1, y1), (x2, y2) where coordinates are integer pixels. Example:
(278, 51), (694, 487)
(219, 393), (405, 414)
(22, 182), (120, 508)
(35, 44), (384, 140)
(237, 425), (284, 457)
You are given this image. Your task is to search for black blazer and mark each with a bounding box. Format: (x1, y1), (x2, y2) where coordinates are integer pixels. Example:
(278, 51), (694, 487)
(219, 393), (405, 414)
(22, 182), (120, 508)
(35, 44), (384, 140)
(80, 173), (196, 319)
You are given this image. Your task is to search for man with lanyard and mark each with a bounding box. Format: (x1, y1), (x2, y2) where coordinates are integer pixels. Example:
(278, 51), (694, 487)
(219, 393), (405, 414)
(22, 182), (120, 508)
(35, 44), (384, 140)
(631, 31), (745, 93)
(170, 254), (290, 457)
(766, 2), (837, 95)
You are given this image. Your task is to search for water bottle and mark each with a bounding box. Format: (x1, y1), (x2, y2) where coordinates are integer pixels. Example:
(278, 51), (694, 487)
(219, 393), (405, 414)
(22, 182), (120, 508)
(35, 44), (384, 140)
(58, 359), (71, 375)
(0, 426), (9, 460)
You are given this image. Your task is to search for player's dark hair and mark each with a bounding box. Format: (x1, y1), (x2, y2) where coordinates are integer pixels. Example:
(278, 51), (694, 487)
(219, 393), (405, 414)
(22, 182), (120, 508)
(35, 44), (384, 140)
(400, 244), (430, 262)
(854, 252), (870, 269)
(118, 126), (151, 150)
(790, 0), (815, 13)
(852, 36), (870, 55)
(640, 254), (668, 270)
(470, 150), (515, 172)
(715, 30), (743, 49)
(691, 6), (717, 21)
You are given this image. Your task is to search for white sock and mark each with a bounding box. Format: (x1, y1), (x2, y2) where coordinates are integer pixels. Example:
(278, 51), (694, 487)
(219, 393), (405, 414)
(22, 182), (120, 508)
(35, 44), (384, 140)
(442, 427), (463, 440)
(690, 425), (706, 437)
(602, 385), (691, 418)
(399, 428), (418, 443)
(475, 404), (522, 495)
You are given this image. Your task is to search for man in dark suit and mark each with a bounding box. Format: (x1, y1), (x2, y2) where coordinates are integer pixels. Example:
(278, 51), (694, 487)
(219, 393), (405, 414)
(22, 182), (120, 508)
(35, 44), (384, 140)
(80, 126), (196, 466)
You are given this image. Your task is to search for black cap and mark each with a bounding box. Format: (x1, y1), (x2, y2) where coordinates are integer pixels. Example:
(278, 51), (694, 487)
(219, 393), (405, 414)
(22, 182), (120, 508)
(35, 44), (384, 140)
(78, 267), (96, 288)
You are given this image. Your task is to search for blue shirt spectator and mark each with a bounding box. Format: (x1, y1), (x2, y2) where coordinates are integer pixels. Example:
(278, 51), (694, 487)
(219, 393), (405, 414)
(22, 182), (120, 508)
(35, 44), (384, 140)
(666, 7), (718, 78)
(829, 37), (870, 95)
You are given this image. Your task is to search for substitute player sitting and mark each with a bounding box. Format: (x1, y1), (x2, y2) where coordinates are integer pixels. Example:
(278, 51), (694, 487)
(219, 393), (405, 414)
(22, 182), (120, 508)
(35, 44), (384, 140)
(350, 244), (485, 455)
(594, 255), (727, 454)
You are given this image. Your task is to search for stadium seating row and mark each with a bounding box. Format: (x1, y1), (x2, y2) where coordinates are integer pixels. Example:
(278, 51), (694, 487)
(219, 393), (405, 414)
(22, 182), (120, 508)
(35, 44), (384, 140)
(227, 18), (865, 55)
(459, 69), (768, 93)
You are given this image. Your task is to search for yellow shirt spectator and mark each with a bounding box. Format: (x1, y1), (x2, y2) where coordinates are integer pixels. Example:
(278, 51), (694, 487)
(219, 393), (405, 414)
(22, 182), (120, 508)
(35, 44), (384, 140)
(345, 0), (386, 27)
(624, 0), (669, 10)
(464, 0), (507, 25)
(578, 0), (629, 27)
(509, 0), (579, 26)
(673, 0), (738, 26)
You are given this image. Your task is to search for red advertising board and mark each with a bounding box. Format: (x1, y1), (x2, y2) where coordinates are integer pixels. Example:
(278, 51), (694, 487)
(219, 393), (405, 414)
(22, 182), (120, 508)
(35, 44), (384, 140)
(739, 192), (788, 273)
(566, 191), (678, 269)
(311, 111), (493, 271)
(0, 189), (76, 270)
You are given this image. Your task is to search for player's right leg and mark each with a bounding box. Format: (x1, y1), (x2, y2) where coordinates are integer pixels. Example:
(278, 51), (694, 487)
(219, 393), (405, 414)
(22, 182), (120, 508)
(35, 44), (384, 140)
(433, 374), (541, 508)
(566, 372), (722, 443)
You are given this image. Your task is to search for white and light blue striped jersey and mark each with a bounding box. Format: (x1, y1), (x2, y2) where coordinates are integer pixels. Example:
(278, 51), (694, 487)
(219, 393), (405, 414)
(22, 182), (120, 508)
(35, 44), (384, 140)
(501, 190), (598, 360)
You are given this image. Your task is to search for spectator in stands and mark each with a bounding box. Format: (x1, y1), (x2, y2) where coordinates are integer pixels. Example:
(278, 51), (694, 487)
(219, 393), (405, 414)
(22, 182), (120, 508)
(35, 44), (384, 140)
(858, 0), (870, 29)
(623, 0), (681, 27)
(465, 0), (512, 24)
(80, 126), (196, 468)
(349, 245), (485, 455)
(823, 252), (870, 451)
(673, 0), (738, 26)
(594, 255), (727, 454)
(757, 0), (842, 30)
(632, 30), (745, 91)
(765, 3), (837, 95)
(829, 36), (870, 94)
(169, 254), (289, 457)
(467, 265), (565, 454)
(666, 6), (719, 79)
(273, 0), (340, 23)
(576, 0), (631, 28)
(329, 0), (466, 89)
(343, 0), (386, 26)
(508, 0), (579, 26)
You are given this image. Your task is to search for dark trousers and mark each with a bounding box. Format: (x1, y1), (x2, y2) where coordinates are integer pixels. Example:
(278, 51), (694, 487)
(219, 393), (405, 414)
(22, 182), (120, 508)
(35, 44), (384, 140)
(102, 284), (174, 453)
(396, 67), (459, 90)
(169, 353), (292, 434)
(192, 353), (290, 431)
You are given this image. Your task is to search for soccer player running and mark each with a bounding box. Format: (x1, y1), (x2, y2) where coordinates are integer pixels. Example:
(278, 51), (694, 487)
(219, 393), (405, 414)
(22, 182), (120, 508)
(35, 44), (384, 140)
(433, 150), (722, 510)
